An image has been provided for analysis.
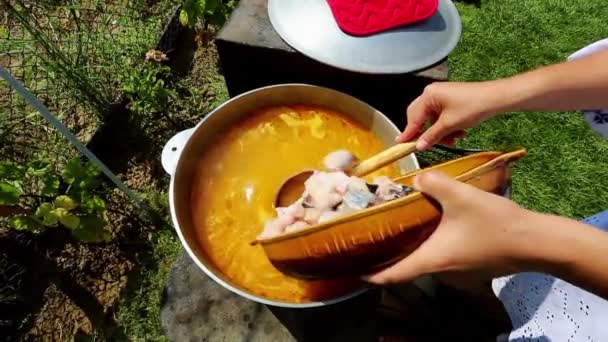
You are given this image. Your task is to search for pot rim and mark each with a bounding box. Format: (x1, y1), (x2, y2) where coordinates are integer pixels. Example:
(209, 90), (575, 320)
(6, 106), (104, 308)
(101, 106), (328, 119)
(167, 83), (420, 307)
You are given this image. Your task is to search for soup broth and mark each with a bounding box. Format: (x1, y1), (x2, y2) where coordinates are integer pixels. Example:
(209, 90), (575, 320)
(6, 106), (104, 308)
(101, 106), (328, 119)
(191, 105), (402, 303)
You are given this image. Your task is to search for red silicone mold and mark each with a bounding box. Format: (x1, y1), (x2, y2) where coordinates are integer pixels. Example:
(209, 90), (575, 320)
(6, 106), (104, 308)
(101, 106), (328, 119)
(327, 0), (439, 36)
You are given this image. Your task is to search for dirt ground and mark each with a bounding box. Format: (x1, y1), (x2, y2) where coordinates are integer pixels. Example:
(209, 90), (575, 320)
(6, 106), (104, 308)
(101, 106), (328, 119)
(0, 29), (224, 340)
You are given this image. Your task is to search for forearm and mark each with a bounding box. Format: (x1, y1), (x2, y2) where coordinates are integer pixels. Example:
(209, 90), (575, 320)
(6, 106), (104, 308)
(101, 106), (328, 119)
(514, 210), (608, 299)
(482, 50), (608, 118)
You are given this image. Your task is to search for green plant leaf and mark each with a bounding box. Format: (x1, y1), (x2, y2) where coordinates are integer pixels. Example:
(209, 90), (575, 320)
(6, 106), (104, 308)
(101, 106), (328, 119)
(76, 177), (99, 192)
(208, 6), (228, 26)
(27, 159), (51, 177)
(179, 9), (189, 26)
(41, 175), (60, 196)
(71, 215), (111, 242)
(10, 216), (43, 232)
(61, 158), (83, 184)
(0, 161), (23, 180)
(197, 0), (207, 13)
(62, 158), (100, 193)
(36, 202), (58, 226)
(205, 0), (218, 14)
(55, 195), (78, 210)
(0, 27), (8, 39)
(52, 208), (80, 229)
(5, 180), (23, 194)
(82, 195), (106, 214)
(0, 182), (20, 205)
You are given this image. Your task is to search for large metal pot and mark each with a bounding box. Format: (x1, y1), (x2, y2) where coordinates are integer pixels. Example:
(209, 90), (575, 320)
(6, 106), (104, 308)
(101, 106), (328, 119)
(161, 84), (428, 308)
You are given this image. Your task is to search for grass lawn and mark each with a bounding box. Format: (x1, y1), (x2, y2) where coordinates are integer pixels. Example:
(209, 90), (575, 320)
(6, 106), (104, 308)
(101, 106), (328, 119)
(116, 0), (608, 340)
(452, 0), (608, 218)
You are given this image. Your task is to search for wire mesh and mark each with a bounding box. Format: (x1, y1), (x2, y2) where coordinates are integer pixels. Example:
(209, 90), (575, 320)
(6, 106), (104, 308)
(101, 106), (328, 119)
(0, 1), (182, 338)
(0, 0), (181, 214)
(0, 0), (181, 163)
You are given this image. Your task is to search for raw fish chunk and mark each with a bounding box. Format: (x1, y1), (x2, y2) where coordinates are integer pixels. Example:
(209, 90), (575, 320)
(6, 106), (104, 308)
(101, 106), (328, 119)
(257, 150), (413, 240)
(343, 177), (375, 210)
(373, 176), (413, 203)
(302, 171), (350, 210)
(323, 150), (358, 172)
(284, 221), (310, 233)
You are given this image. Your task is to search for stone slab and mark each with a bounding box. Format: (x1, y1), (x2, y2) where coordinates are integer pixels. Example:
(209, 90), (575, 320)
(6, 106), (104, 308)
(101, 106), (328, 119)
(160, 251), (513, 341)
(160, 252), (382, 342)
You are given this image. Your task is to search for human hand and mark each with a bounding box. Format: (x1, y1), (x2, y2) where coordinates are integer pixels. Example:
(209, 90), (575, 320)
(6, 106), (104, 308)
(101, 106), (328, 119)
(397, 82), (504, 151)
(363, 170), (531, 285)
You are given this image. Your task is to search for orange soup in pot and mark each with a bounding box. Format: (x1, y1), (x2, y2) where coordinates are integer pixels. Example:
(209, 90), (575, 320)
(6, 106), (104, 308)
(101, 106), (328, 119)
(190, 105), (400, 303)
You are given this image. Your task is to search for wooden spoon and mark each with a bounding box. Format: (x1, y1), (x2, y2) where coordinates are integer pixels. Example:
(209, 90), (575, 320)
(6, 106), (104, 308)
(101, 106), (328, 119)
(274, 141), (418, 207)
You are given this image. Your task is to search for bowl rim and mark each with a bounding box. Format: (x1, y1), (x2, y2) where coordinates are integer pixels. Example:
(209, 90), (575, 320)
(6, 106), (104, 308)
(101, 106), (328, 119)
(256, 149), (526, 246)
(168, 83), (420, 308)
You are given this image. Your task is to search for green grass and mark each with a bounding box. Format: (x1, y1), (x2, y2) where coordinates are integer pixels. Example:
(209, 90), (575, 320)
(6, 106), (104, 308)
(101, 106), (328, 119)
(451, 0), (608, 219)
(115, 0), (608, 339)
(116, 225), (181, 342)
(112, 68), (231, 340)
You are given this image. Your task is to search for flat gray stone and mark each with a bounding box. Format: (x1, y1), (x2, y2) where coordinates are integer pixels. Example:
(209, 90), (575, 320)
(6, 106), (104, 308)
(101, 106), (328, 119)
(160, 251), (513, 341)
(160, 252), (293, 341)
(160, 251), (382, 342)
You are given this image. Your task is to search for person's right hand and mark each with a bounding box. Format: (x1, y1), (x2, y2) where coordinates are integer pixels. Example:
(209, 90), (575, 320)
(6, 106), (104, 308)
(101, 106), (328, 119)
(362, 170), (533, 285)
(396, 81), (502, 151)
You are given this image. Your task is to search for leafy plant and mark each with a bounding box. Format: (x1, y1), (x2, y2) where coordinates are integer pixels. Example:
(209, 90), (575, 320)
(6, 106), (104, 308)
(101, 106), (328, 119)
(121, 60), (176, 118)
(0, 157), (111, 242)
(179, 0), (238, 29)
(3, 0), (113, 118)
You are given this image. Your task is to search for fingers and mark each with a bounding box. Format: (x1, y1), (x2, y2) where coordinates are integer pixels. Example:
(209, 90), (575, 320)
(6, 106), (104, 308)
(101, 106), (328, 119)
(416, 118), (455, 151)
(413, 170), (472, 204)
(362, 247), (430, 285)
(395, 96), (429, 144)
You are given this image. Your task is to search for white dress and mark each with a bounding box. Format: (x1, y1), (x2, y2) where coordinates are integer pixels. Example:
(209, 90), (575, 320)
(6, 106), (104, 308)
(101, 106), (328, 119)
(492, 39), (608, 342)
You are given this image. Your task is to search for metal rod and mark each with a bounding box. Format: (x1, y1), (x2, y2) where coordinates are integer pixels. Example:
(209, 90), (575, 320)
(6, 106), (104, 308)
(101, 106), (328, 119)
(0, 67), (143, 207)
(432, 144), (487, 155)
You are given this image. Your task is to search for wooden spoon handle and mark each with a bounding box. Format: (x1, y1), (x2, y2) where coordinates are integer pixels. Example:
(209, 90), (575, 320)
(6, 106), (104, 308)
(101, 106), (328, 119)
(351, 142), (418, 177)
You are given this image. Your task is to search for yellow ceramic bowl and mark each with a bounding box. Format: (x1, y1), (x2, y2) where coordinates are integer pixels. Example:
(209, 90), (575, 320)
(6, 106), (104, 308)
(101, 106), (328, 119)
(255, 149), (527, 279)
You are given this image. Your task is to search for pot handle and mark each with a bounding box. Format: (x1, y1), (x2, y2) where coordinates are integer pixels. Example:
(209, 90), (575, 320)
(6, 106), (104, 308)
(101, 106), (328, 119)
(161, 128), (195, 177)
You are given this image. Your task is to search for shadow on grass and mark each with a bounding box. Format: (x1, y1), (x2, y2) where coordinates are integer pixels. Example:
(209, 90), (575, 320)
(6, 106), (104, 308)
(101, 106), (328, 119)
(454, 0), (482, 7)
(166, 26), (197, 79)
(0, 229), (129, 341)
(0, 191), (176, 341)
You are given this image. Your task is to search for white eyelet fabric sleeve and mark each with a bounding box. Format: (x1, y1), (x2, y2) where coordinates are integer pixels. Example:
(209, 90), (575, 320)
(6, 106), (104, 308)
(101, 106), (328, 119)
(492, 38), (608, 342)
(568, 38), (608, 138)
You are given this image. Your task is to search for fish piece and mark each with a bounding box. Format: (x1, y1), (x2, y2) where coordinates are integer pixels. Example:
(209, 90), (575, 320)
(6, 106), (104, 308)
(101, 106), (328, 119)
(373, 176), (413, 203)
(259, 150), (414, 240)
(343, 177), (375, 210)
(327, 171), (352, 194)
(303, 208), (322, 224)
(323, 150), (358, 172)
(318, 210), (343, 223)
(303, 171), (349, 210)
(302, 194), (314, 208)
(335, 202), (358, 215)
(276, 200), (306, 219)
(259, 214), (296, 239)
(284, 220), (310, 233)
(366, 183), (379, 193)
